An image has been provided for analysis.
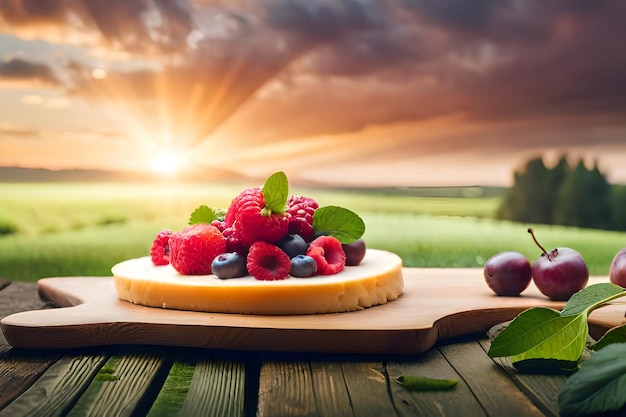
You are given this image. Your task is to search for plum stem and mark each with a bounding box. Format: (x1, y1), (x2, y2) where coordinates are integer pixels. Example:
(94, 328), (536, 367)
(528, 228), (551, 260)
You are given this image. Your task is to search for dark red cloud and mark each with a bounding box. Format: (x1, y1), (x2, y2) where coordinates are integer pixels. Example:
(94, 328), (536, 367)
(0, 56), (59, 85)
(0, 0), (625, 154)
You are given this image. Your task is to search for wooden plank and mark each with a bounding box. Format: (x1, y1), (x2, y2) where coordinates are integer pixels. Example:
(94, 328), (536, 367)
(66, 346), (172, 417)
(338, 361), (398, 417)
(439, 340), (545, 417)
(386, 348), (487, 417)
(308, 361), (355, 417)
(0, 349), (61, 411)
(178, 353), (245, 417)
(146, 350), (196, 417)
(478, 339), (566, 417)
(257, 357), (399, 417)
(147, 349), (247, 417)
(257, 361), (320, 416)
(0, 350), (104, 416)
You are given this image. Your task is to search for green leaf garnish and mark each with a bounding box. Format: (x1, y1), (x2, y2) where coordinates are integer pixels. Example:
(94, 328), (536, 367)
(312, 206), (365, 243)
(489, 284), (626, 369)
(560, 283), (625, 317)
(396, 375), (458, 391)
(188, 205), (223, 225)
(261, 171), (288, 215)
(488, 307), (587, 365)
(558, 343), (626, 417)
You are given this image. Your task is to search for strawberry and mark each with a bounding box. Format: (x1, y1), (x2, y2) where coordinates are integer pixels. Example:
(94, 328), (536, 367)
(150, 229), (173, 265)
(169, 224), (227, 275)
(306, 236), (346, 275)
(246, 241), (291, 280)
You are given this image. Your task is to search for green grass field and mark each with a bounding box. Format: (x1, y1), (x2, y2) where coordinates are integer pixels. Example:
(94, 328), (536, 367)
(1, 182), (625, 281)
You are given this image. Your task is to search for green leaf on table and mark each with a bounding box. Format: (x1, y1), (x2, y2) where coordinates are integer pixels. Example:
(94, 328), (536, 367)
(396, 375), (458, 391)
(591, 325), (626, 351)
(558, 343), (626, 417)
(189, 205), (223, 225)
(489, 284), (626, 368)
(488, 307), (587, 364)
(312, 206), (365, 243)
(560, 283), (625, 317)
(261, 171), (289, 214)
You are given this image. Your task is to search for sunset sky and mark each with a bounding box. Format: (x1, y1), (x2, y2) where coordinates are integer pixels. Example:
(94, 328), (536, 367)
(1, 0), (625, 187)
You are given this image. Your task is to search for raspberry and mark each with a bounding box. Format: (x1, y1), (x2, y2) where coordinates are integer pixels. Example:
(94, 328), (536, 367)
(222, 226), (245, 254)
(286, 196), (318, 241)
(169, 224), (227, 275)
(232, 190), (290, 247)
(246, 241), (291, 280)
(224, 187), (260, 227)
(306, 236), (346, 275)
(150, 229), (173, 265)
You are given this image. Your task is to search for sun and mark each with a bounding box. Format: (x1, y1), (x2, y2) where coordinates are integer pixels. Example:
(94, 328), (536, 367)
(151, 150), (183, 176)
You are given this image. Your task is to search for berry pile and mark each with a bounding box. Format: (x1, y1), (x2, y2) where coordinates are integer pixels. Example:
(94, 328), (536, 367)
(149, 172), (366, 281)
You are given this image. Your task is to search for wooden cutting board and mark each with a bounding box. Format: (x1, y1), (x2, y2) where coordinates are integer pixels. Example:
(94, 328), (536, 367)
(2, 269), (624, 354)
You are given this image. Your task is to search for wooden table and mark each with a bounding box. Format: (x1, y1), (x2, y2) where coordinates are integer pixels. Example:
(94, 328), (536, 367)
(0, 278), (571, 417)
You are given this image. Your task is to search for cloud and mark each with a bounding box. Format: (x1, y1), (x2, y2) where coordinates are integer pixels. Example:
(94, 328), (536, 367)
(0, 56), (59, 86)
(0, 0), (625, 171)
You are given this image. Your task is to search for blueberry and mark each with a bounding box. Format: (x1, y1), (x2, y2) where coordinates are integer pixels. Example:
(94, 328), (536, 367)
(290, 254), (317, 278)
(277, 234), (308, 259)
(211, 252), (247, 279)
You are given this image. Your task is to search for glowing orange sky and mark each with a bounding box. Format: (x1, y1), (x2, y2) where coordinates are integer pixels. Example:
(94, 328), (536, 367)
(1, 1), (626, 186)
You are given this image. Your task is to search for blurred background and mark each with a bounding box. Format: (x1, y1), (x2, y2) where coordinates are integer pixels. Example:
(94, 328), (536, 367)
(1, 0), (625, 281)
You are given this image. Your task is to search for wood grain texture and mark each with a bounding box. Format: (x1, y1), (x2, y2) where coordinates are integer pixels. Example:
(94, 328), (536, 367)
(0, 352), (106, 417)
(439, 341), (546, 416)
(338, 362), (398, 416)
(257, 359), (387, 417)
(0, 349), (61, 411)
(1, 270), (623, 354)
(146, 351), (196, 417)
(66, 346), (172, 417)
(387, 348), (487, 417)
(177, 354), (245, 417)
(478, 339), (565, 417)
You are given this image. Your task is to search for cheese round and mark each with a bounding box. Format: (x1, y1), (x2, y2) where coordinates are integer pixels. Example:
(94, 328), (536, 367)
(112, 249), (404, 315)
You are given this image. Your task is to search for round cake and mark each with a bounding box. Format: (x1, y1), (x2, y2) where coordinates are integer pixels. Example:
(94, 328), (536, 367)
(112, 249), (403, 315)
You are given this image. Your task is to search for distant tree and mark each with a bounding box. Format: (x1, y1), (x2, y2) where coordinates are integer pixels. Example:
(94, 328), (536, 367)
(498, 156), (566, 224)
(498, 155), (616, 230)
(553, 160), (612, 229)
(610, 185), (626, 231)
(546, 155), (570, 219)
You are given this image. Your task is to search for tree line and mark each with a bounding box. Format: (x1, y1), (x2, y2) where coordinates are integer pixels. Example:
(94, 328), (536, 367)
(498, 156), (626, 231)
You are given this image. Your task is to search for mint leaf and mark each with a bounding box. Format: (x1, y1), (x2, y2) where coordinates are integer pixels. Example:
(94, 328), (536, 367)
(188, 205), (223, 225)
(396, 375), (458, 391)
(558, 343), (626, 417)
(312, 206), (365, 243)
(560, 283), (625, 317)
(261, 171), (288, 214)
(591, 325), (626, 351)
(488, 307), (587, 363)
